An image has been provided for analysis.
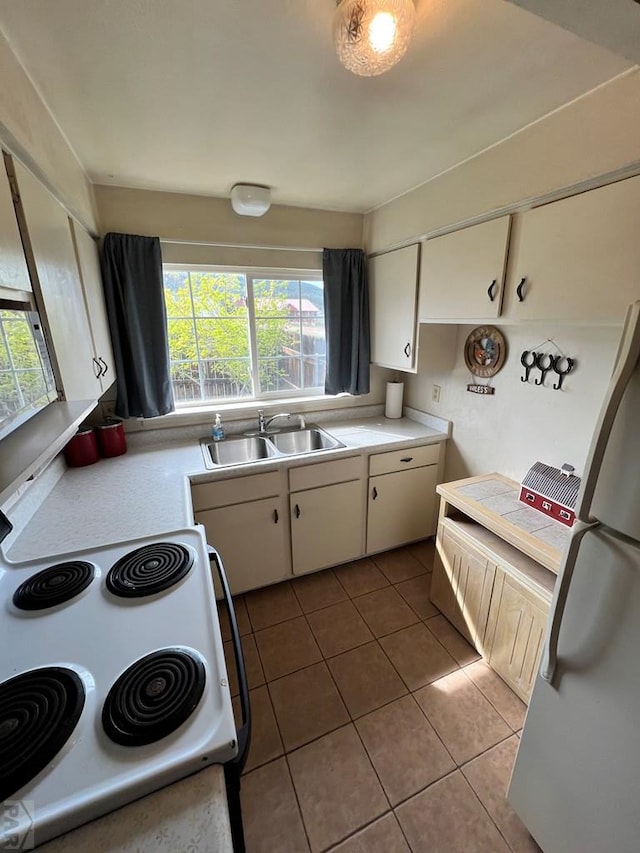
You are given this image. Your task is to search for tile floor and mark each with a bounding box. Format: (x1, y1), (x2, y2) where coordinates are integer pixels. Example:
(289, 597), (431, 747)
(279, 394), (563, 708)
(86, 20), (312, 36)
(218, 539), (540, 853)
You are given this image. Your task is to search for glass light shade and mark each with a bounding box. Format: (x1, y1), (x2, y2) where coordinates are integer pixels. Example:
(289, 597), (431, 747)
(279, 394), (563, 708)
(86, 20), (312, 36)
(333, 0), (416, 77)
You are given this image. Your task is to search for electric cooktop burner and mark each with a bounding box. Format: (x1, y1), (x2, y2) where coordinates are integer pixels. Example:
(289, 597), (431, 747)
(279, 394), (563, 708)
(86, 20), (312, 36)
(13, 561), (95, 611)
(106, 543), (193, 598)
(102, 648), (206, 746)
(0, 668), (85, 801)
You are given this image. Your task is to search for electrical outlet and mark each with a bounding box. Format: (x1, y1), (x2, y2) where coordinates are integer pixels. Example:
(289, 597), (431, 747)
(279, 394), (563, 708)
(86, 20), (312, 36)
(432, 384), (441, 403)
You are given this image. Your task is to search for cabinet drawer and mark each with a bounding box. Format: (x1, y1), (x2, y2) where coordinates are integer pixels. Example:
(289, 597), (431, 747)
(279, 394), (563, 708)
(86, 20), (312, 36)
(369, 443), (440, 476)
(191, 471), (280, 511)
(289, 456), (363, 491)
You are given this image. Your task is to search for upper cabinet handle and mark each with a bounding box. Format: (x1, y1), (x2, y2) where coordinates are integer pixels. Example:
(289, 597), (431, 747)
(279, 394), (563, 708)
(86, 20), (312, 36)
(92, 357), (102, 378)
(372, 487), (378, 500)
(487, 279), (497, 302)
(516, 277), (526, 302)
(99, 357), (108, 375)
(404, 342), (411, 358)
(273, 508), (279, 524)
(294, 504), (301, 519)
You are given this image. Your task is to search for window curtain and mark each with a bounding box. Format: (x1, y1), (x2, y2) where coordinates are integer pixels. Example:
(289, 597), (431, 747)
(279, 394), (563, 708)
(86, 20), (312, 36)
(100, 233), (174, 418)
(322, 248), (370, 395)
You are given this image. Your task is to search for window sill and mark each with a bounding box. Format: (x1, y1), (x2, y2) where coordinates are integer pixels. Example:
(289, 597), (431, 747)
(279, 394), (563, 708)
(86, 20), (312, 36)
(116, 392), (372, 432)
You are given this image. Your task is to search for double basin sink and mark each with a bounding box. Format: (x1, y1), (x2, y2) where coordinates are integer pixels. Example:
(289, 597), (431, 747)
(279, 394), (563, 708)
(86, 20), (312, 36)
(202, 425), (344, 468)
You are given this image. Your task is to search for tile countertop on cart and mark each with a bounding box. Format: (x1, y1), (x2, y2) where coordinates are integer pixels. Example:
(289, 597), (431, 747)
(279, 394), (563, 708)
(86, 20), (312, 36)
(1, 407), (449, 853)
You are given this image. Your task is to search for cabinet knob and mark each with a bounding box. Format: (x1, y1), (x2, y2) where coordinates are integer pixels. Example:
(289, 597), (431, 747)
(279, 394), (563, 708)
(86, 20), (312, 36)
(516, 277), (527, 302)
(487, 279), (497, 302)
(404, 342), (411, 358)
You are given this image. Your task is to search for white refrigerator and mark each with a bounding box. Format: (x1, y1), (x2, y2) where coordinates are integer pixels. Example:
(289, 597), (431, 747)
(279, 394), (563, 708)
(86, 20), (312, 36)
(508, 300), (640, 852)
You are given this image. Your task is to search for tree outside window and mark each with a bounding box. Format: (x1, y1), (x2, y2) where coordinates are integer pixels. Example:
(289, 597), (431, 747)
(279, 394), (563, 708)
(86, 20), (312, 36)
(163, 269), (325, 404)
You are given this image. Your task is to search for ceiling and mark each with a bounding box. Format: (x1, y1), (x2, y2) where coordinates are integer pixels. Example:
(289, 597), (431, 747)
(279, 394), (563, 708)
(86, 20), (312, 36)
(0, 0), (633, 213)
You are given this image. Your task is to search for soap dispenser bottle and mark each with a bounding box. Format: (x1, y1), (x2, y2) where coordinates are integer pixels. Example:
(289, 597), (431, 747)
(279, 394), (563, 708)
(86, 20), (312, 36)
(212, 413), (225, 442)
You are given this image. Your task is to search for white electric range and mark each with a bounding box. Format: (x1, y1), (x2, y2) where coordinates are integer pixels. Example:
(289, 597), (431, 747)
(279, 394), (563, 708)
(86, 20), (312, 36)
(0, 524), (237, 849)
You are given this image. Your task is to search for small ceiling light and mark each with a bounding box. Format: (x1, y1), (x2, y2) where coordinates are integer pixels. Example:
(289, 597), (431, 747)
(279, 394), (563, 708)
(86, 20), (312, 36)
(333, 0), (416, 77)
(230, 184), (271, 217)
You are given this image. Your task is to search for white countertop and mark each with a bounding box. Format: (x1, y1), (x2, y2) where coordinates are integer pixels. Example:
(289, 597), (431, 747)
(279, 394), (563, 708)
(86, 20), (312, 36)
(5, 415), (448, 564)
(37, 765), (232, 853)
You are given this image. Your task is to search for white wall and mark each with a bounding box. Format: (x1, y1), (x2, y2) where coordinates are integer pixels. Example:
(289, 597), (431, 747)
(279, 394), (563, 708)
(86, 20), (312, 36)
(363, 69), (640, 484)
(0, 31), (97, 230)
(364, 69), (640, 252)
(410, 322), (619, 483)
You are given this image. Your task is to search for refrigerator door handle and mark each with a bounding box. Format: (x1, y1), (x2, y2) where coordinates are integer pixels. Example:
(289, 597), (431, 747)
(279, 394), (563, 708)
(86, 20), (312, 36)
(576, 301), (640, 522)
(541, 521), (598, 684)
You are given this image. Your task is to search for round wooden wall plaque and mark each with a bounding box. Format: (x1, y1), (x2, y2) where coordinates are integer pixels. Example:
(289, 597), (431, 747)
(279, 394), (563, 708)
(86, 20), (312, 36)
(464, 326), (507, 379)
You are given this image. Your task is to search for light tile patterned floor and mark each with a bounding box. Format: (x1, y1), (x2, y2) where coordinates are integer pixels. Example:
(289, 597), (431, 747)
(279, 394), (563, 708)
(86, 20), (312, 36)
(219, 540), (540, 853)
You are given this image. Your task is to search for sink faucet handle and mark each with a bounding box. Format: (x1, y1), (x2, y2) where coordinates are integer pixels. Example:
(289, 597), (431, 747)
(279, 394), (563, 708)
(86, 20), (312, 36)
(299, 414), (306, 429)
(258, 409), (266, 432)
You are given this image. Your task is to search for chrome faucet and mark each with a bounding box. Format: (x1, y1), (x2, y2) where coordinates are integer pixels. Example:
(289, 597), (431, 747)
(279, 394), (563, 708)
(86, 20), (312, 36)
(257, 410), (306, 433)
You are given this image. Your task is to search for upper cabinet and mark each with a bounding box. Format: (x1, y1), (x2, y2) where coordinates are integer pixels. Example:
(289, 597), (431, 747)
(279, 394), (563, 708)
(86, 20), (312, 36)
(70, 221), (115, 394)
(504, 175), (640, 324)
(10, 158), (102, 401)
(418, 215), (511, 322)
(0, 155), (31, 298)
(368, 243), (420, 372)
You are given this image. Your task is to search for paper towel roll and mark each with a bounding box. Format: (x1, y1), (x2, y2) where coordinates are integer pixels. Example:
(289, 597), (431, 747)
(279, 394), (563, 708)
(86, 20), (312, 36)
(385, 381), (404, 419)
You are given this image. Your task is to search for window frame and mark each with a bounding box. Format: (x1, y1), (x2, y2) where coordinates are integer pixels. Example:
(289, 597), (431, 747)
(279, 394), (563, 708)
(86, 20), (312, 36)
(163, 264), (326, 408)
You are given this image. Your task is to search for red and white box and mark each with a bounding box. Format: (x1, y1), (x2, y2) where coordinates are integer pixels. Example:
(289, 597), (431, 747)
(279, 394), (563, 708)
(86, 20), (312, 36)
(519, 462), (581, 527)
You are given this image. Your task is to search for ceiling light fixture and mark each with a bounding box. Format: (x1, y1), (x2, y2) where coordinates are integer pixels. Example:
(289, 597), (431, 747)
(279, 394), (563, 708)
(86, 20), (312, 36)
(333, 0), (416, 77)
(230, 184), (271, 217)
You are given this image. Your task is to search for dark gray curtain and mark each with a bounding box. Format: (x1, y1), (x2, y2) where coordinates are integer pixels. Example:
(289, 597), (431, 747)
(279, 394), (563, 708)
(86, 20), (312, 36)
(100, 233), (174, 418)
(322, 248), (370, 395)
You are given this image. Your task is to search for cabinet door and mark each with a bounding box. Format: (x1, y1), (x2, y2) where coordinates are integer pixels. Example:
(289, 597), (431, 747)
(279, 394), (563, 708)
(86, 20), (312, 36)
(196, 497), (289, 595)
(505, 175), (640, 324)
(368, 244), (419, 371)
(418, 216), (510, 321)
(12, 161), (99, 400)
(487, 570), (548, 703)
(367, 464), (438, 554)
(70, 221), (115, 393)
(291, 480), (364, 575)
(0, 156), (31, 297)
(430, 525), (496, 652)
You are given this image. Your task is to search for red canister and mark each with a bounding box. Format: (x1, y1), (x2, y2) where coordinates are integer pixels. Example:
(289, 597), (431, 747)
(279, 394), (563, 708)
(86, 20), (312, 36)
(64, 427), (100, 467)
(95, 419), (127, 458)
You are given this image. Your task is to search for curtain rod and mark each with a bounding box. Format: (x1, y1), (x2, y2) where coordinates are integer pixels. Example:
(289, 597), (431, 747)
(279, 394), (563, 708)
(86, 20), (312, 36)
(161, 239), (324, 253)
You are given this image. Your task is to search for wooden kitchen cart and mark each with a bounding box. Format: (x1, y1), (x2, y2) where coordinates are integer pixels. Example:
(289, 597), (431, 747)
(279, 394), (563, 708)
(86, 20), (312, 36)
(430, 473), (564, 703)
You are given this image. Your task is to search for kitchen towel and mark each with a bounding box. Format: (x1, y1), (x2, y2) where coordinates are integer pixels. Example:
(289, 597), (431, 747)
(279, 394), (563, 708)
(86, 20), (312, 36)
(385, 381), (404, 418)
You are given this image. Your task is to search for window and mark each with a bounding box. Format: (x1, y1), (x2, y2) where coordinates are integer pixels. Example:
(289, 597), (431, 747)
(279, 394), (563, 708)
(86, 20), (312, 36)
(163, 268), (326, 405)
(0, 309), (57, 440)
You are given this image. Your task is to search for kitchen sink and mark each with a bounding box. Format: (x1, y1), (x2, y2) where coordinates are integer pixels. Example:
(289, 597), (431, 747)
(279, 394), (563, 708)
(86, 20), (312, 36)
(268, 427), (343, 455)
(200, 424), (344, 468)
(204, 435), (279, 467)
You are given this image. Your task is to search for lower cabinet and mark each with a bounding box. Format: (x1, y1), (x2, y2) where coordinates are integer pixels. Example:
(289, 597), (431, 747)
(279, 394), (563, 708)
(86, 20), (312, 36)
(290, 480), (364, 575)
(192, 441), (444, 594)
(430, 525), (496, 655)
(430, 515), (552, 704)
(486, 570), (548, 704)
(196, 496), (289, 595)
(367, 465), (439, 554)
